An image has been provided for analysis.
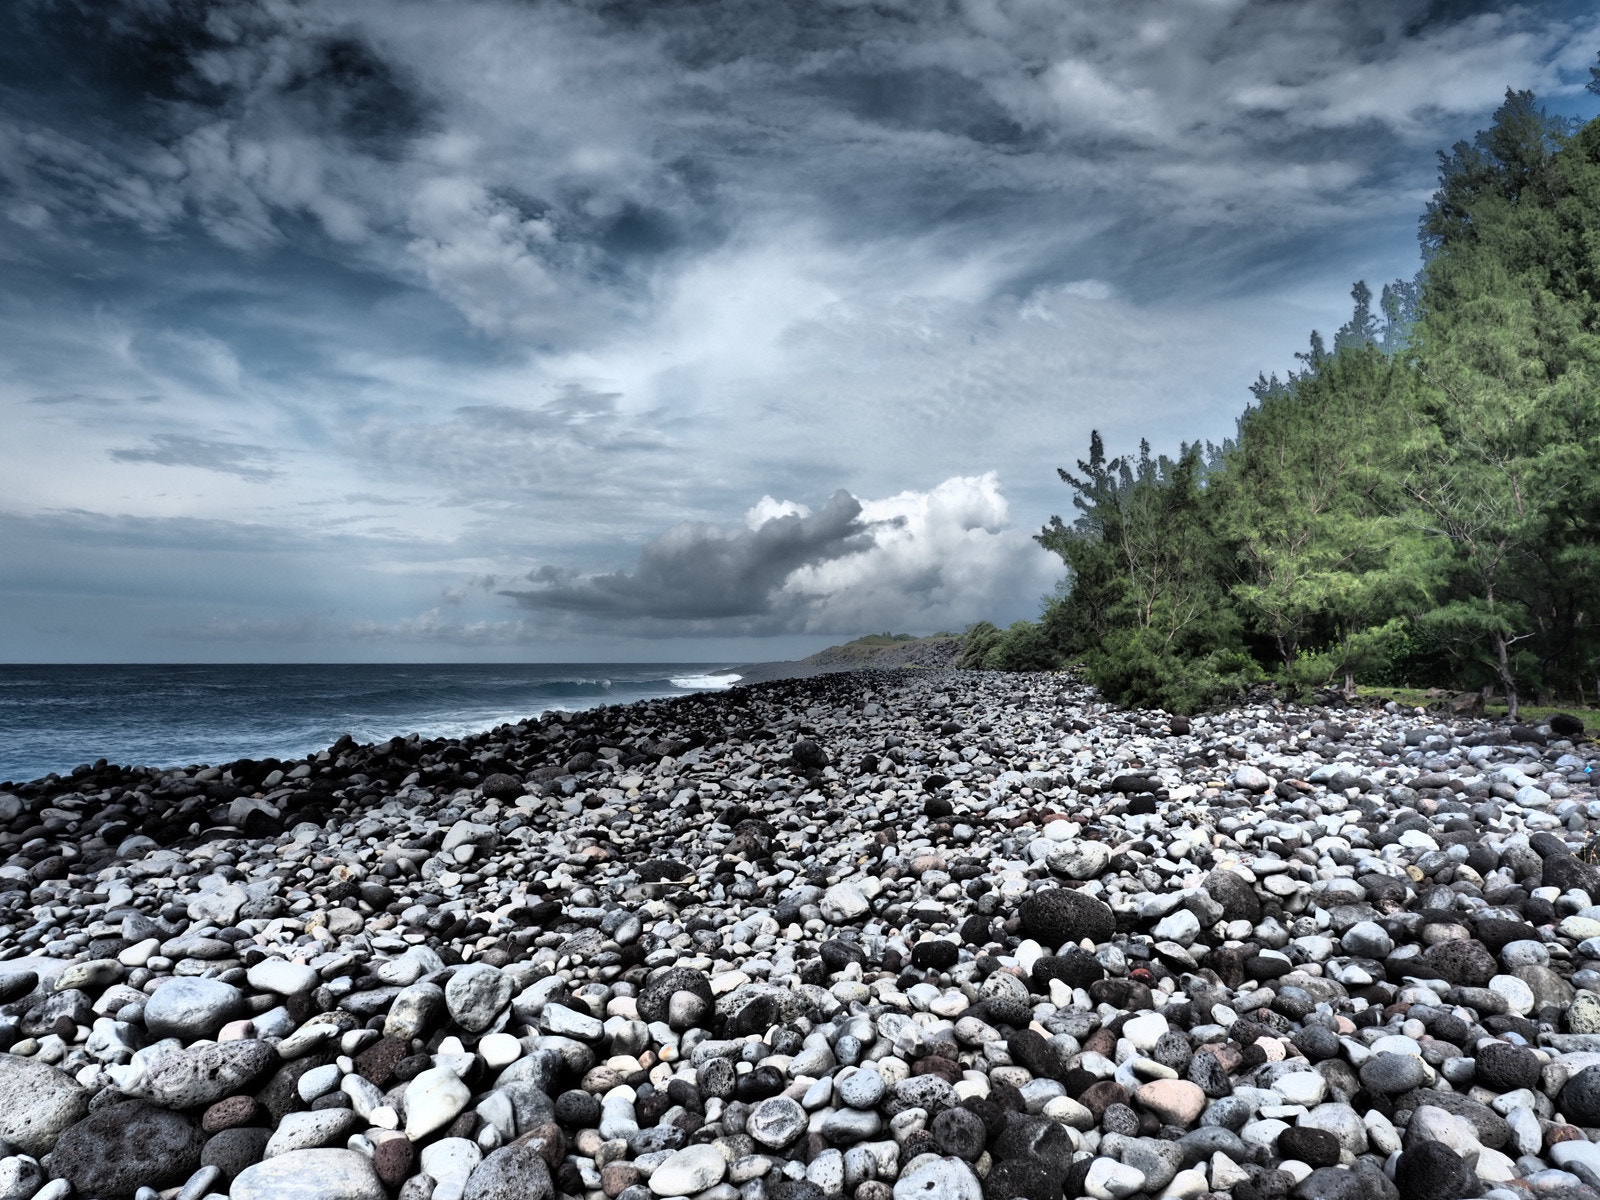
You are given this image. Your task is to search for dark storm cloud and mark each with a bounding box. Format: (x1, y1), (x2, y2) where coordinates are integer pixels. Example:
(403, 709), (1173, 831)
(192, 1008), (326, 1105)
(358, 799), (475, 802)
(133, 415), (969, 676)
(2, 0), (1596, 659)
(505, 490), (873, 626)
(109, 433), (281, 481)
(9, 0), (1592, 304)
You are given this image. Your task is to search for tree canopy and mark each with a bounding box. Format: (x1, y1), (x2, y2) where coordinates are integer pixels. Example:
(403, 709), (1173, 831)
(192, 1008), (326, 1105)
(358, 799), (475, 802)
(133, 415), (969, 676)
(979, 85), (1600, 715)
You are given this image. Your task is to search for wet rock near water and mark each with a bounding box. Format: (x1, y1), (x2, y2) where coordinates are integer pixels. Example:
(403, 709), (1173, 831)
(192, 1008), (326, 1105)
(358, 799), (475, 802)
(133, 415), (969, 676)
(0, 671), (1595, 1200)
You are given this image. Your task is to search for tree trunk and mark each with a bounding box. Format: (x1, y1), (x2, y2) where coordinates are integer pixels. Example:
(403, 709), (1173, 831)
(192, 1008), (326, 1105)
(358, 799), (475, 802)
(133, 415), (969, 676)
(1342, 671), (1356, 701)
(1492, 632), (1519, 722)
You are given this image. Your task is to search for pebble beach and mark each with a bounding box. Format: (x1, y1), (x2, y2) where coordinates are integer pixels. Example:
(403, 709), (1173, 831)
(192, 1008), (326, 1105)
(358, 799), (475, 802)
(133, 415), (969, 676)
(0, 668), (1599, 1200)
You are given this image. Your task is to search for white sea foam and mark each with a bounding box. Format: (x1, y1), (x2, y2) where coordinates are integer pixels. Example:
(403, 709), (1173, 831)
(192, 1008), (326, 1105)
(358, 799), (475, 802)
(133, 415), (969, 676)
(670, 673), (743, 690)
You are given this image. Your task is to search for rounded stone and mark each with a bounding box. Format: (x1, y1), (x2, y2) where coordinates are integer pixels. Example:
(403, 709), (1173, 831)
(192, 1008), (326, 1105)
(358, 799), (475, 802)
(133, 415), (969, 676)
(1204, 871), (1262, 924)
(1474, 1042), (1540, 1093)
(1032, 949), (1105, 991)
(0, 1054), (89, 1156)
(667, 990), (709, 1030)
(747, 1096), (807, 1148)
(461, 1140), (555, 1200)
(838, 1068), (886, 1110)
(373, 1136), (415, 1187)
(202, 1096), (263, 1133)
(480, 773), (526, 801)
(1560, 1065), (1600, 1126)
(648, 1144), (726, 1196)
(1359, 1053), (1428, 1095)
(1421, 941), (1496, 988)
(892, 1156), (983, 1200)
(1277, 1126), (1340, 1168)
(1341, 922), (1393, 958)
(1018, 888), (1115, 947)
(636, 968), (714, 1025)
(230, 1147), (387, 1200)
(50, 1100), (204, 1200)
(1393, 1140), (1476, 1200)
(404, 1067), (471, 1140)
(143, 977), (246, 1041)
(1291, 1167), (1364, 1200)
(246, 959), (320, 997)
(1134, 1079), (1205, 1127)
(931, 1107), (987, 1161)
(911, 940), (959, 970)
(137, 1039), (278, 1110)
(556, 1089), (602, 1126)
(444, 963), (513, 1034)
(202, 1127), (273, 1181)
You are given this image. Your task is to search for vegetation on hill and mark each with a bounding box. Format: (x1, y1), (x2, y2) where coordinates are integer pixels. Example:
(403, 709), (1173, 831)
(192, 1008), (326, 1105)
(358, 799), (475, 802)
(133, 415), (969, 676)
(803, 633), (963, 670)
(974, 76), (1600, 717)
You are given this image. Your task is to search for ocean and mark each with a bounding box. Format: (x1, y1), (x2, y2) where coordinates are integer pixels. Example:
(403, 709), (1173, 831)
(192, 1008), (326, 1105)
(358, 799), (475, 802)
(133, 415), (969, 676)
(0, 663), (745, 785)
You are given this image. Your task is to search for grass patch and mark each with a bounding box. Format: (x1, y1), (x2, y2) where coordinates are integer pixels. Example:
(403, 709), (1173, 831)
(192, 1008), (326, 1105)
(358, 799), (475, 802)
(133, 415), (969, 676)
(1356, 685), (1600, 730)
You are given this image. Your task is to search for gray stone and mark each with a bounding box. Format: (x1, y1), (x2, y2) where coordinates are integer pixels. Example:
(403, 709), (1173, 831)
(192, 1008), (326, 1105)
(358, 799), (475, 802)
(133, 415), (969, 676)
(445, 964), (513, 1034)
(888, 1073), (957, 1115)
(1359, 1053), (1428, 1095)
(201, 1127), (271, 1181)
(647, 1144), (726, 1196)
(143, 977), (245, 1041)
(1298, 1104), (1367, 1156)
(405, 1067), (471, 1140)
(747, 1096), (807, 1148)
(187, 880), (248, 926)
(636, 968), (713, 1026)
(1047, 842), (1112, 880)
(461, 1141), (555, 1200)
(384, 982), (445, 1041)
(892, 1157), (983, 1200)
(265, 1109), (360, 1157)
(838, 1068), (886, 1109)
(0, 1055), (89, 1156)
(821, 1107), (883, 1144)
(1231, 765), (1272, 792)
(230, 1148), (386, 1200)
(931, 1108), (986, 1161)
(1560, 1065), (1600, 1126)
(135, 1040), (277, 1109)
(1341, 922), (1394, 958)
(49, 1100), (204, 1200)
(246, 959), (320, 997)
(822, 883), (871, 924)
(0, 1156), (42, 1200)
(1120, 1138), (1185, 1192)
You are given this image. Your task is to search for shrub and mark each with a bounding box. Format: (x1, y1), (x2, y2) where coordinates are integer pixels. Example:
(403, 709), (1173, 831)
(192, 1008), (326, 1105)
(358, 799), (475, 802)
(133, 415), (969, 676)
(1085, 629), (1265, 714)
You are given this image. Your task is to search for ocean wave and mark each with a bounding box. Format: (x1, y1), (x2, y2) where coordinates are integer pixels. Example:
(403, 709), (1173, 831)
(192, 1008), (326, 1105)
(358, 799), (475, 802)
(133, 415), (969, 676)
(670, 673), (743, 690)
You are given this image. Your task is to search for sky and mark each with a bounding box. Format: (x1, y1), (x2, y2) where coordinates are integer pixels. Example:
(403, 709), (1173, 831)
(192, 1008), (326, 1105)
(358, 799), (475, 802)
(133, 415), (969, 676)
(2, 0), (1598, 664)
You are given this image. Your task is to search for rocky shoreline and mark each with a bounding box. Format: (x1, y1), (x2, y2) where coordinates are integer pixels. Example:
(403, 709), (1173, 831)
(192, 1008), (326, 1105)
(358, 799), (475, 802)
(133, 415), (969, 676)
(0, 669), (1598, 1200)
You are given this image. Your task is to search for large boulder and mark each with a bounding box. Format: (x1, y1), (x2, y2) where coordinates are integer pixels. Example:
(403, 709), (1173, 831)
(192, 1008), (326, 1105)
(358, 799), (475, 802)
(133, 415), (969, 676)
(1018, 888), (1115, 947)
(0, 1054), (89, 1155)
(51, 1100), (204, 1200)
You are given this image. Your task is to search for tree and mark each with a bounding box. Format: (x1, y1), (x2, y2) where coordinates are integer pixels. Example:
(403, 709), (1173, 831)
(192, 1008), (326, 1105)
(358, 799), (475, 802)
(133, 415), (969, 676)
(1211, 288), (1430, 695)
(1039, 436), (1244, 710)
(1402, 95), (1600, 716)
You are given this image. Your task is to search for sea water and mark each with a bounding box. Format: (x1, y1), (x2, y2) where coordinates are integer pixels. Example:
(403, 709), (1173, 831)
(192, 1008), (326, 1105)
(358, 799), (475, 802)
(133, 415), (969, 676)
(0, 663), (743, 784)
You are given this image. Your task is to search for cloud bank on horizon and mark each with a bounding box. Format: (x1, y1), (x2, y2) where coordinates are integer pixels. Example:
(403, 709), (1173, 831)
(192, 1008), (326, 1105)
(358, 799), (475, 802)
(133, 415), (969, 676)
(1, 0), (1597, 661)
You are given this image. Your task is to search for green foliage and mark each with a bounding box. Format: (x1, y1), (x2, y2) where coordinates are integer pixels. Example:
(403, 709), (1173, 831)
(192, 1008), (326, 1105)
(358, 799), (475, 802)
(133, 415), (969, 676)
(1038, 436), (1239, 660)
(957, 621), (1002, 669)
(998, 85), (1600, 714)
(958, 619), (1064, 671)
(1209, 324), (1428, 672)
(1085, 628), (1264, 715)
